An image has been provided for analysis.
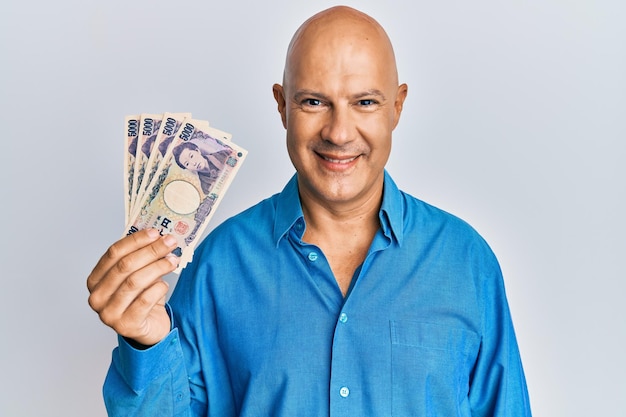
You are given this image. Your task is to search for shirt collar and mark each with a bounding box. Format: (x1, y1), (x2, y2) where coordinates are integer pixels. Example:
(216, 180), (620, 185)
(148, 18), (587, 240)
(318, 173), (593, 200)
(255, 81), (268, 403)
(379, 170), (404, 246)
(273, 175), (303, 246)
(273, 171), (404, 247)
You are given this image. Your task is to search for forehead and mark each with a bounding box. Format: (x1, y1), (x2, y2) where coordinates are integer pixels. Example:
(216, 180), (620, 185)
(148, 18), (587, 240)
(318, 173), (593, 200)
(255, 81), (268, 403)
(285, 19), (397, 93)
(179, 147), (194, 158)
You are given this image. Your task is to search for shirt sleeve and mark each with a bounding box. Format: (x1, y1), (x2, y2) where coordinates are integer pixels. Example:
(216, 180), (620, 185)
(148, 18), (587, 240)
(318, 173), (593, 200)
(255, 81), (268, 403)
(468, 249), (532, 417)
(101, 248), (236, 417)
(102, 306), (196, 417)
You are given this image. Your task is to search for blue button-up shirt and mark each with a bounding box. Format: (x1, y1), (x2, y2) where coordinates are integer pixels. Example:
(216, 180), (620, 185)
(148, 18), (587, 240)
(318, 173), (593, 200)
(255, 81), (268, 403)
(104, 172), (531, 416)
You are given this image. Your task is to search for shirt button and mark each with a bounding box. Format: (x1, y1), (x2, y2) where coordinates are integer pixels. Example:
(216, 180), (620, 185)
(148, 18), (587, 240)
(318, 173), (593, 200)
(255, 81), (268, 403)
(308, 251), (318, 261)
(339, 386), (350, 398)
(339, 313), (348, 323)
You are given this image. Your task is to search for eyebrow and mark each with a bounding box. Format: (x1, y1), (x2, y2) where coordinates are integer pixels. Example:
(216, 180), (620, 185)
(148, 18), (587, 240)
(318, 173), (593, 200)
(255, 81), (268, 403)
(293, 90), (329, 102)
(293, 89), (387, 102)
(353, 89), (387, 101)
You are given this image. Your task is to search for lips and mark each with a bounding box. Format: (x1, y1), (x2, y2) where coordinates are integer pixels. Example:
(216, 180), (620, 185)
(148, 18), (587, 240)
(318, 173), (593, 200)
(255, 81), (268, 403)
(315, 151), (360, 171)
(321, 155), (357, 164)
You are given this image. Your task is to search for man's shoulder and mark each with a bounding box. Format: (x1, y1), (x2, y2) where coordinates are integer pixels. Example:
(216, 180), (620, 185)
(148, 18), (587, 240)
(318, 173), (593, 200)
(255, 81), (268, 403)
(194, 191), (282, 253)
(395, 185), (464, 225)
(398, 188), (492, 249)
(216, 192), (280, 234)
(384, 172), (479, 236)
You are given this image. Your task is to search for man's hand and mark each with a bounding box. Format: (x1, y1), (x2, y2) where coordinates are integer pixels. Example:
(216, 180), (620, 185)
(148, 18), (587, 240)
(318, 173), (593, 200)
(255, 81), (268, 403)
(87, 229), (179, 347)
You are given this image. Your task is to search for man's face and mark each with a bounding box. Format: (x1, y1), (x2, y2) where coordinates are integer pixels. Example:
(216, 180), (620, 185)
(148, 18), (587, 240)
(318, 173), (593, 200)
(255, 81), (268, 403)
(274, 20), (407, 209)
(178, 148), (206, 172)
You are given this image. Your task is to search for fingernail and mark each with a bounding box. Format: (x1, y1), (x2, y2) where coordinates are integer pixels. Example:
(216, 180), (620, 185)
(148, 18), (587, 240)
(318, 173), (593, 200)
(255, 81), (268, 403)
(146, 228), (159, 238)
(163, 235), (177, 246)
(166, 254), (179, 266)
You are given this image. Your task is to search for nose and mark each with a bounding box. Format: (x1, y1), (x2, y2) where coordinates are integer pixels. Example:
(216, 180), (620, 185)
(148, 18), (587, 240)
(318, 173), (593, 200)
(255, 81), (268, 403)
(321, 105), (354, 146)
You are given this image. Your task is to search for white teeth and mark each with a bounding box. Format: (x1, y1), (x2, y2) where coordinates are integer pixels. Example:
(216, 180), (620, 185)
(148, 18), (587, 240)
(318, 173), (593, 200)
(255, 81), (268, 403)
(323, 156), (357, 164)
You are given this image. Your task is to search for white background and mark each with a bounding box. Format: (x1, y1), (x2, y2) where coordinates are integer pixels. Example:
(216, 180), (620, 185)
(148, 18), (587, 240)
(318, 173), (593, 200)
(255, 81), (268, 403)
(1, 0), (624, 416)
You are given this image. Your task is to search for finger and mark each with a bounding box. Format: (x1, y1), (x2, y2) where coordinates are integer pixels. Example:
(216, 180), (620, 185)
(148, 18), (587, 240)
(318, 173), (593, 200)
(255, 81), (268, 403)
(94, 255), (177, 335)
(87, 228), (161, 292)
(106, 255), (177, 312)
(88, 235), (178, 312)
(115, 281), (172, 344)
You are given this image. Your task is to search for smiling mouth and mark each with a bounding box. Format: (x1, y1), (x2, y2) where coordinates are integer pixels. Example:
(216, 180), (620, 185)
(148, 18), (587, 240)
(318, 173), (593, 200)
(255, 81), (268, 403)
(318, 154), (358, 164)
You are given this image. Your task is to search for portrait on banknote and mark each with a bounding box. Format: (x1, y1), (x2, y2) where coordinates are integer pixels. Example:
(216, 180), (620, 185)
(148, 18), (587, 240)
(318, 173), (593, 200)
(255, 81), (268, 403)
(171, 139), (232, 194)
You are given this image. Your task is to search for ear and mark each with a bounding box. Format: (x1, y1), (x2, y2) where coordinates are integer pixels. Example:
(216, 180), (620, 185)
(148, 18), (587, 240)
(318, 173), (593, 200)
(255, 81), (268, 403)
(272, 84), (288, 129)
(392, 83), (408, 129)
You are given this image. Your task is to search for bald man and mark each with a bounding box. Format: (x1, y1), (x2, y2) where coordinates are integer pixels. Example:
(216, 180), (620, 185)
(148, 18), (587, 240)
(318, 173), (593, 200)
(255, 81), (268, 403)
(89, 6), (531, 416)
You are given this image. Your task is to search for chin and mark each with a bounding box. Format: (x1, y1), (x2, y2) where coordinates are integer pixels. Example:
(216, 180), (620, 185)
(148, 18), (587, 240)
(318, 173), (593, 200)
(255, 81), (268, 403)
(315, 180), (364, 204)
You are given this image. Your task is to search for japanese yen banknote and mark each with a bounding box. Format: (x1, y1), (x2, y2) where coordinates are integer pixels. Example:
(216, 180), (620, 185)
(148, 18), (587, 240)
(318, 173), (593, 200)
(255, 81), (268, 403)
(124, 113), (247, 272)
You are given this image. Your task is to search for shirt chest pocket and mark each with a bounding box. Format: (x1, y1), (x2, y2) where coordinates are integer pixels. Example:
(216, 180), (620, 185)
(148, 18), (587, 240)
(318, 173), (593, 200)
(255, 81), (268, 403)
(389, 320), (480, 416)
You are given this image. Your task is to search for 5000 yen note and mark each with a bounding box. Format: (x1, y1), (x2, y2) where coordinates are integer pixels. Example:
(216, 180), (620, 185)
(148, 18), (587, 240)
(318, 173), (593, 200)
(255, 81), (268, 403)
(124, 115), (140, 224)
(132, 112), (194, 219)
(130, 113), (163, 214)
(126, 119), (246, 272)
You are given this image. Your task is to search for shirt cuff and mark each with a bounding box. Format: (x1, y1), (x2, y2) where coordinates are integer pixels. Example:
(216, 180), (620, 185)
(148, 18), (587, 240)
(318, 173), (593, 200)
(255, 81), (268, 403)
(113, 305), (183, 392)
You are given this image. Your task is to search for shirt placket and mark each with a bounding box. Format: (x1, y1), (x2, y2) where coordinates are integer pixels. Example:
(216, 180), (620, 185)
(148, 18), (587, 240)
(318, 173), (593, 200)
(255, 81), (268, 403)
(290, 222), (391, 416)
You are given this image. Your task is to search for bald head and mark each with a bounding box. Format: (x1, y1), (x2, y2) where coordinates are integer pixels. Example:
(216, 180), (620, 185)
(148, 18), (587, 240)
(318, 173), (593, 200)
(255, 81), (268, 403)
(283, 6), (399, 92)
(271, 6), (408, 211)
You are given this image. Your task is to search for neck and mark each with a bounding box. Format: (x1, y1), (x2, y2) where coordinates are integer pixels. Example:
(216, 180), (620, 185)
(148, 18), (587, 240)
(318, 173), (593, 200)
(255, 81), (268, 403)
(298, 178), (384, 296)
(299, 179), (383, 244)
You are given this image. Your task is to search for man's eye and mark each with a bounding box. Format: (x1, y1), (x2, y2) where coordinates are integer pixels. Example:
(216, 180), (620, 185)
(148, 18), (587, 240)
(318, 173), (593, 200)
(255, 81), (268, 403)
(304, 99), (321, 106)
(359, 99), (376, 106)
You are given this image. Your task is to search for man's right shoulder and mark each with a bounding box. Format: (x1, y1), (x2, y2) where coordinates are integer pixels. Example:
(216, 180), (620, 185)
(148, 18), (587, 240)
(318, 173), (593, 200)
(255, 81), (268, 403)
(222, 192), (280, 228)
(196, 191), (282, 249)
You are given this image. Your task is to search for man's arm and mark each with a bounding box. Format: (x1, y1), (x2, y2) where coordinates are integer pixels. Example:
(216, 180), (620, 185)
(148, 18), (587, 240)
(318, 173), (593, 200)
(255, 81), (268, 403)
(103, 328), (193, 416)
(87, 229), (197, 415)
(468, 256), (532, 417)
